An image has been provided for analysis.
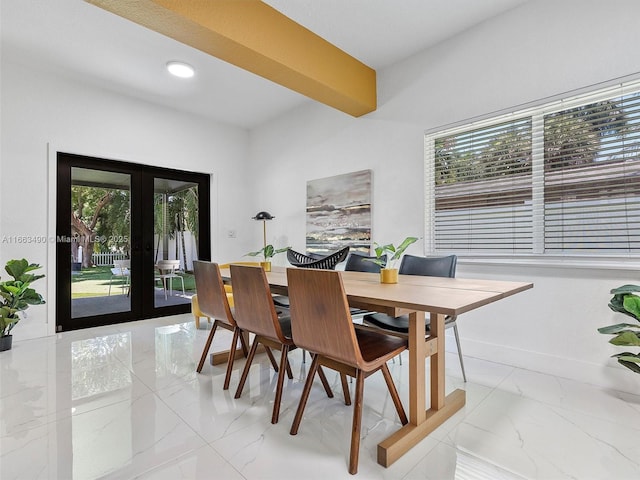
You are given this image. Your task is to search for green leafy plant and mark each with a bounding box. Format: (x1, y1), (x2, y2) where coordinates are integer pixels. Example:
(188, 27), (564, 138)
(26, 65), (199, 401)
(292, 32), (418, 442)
(246, 244), (290, 262)
(598, 284), (640, 373)
(367, 236), (419, 270)
(0, 259), (46, 337)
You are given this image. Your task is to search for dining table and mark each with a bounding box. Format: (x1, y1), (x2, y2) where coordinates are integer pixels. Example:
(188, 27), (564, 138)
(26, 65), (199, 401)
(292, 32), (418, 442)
(217, 265), (533, 467)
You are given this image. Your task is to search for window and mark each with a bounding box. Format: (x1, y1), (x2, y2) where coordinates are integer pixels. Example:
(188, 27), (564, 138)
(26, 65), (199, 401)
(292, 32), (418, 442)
(425, 80), (640, 259)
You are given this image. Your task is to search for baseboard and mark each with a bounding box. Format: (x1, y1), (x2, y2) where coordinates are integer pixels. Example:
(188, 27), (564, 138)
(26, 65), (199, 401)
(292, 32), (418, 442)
(447, 336), (640, 396)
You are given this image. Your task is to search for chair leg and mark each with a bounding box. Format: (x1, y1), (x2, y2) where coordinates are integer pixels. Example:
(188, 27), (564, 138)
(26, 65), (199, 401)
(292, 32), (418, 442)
(380, 363), (408, 425)
(290, 354), (320, 435)
(340, 373), (352, 406)
(316, 365), (334, 399)
(285, 354), (294, 379)
(349, 370), (365, 475)
(223, 327), (241, 390)
(264, 346), (280, 372)
(453, 324), (467, 382)
(196, 320), (219, 373)
(271, 345), (290, 424)
(238, 330), (249, 357)
(234, 339), (260, 399)
(171, 275), (185, 297)
(194, 313), (200, 330)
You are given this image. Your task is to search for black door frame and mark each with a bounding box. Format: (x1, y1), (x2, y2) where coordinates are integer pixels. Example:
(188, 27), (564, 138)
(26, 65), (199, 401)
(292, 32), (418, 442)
(56, 152), (210, 331)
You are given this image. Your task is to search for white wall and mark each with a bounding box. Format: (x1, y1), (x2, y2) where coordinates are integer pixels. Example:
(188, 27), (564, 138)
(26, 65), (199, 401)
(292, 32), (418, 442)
(0, 60), (254, 340)
(3, 0), (639, 395)
(249, 0), (640, 395)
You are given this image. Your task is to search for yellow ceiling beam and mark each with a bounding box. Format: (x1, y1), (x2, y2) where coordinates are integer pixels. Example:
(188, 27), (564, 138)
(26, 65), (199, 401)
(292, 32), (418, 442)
(86, 0), (377, 117)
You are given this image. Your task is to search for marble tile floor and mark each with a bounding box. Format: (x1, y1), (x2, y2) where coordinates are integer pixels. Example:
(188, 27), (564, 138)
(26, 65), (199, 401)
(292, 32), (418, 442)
(1, 314), (639, 480)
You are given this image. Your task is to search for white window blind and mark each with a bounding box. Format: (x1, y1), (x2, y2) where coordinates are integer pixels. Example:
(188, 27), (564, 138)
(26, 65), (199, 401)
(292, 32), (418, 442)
(425, 80), (640, 258)
(427, 118), (532, 253)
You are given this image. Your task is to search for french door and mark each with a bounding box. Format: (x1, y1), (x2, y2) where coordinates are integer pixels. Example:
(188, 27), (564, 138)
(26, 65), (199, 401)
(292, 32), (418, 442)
(56, 152), (210, 331)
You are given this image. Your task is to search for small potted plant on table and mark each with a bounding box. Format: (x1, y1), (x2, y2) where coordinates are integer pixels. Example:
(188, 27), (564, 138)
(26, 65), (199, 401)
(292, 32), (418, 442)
(246, 244), (290, 272)
(0, 259), (46, 351)
(367, 236), (418, 284)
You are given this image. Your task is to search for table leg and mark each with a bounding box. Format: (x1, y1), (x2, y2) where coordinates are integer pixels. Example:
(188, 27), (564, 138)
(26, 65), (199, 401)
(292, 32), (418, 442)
(431, 312), (446, 410)
(408, 310), (426, 424)
(377, 311), (466, 467)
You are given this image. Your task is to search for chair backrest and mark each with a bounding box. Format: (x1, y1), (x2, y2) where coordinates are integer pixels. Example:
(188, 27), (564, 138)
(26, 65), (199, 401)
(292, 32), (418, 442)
(399, 254), (457, 278)
(157, 259), (181, 273)
(287, 268), (363, 367)
(230, 264), (288, 343)
(113, 259), (130, 275)
(344, 253), (386, 273)
(287, 246), (350, 269)
(193, 261), (234, 323)
(287, 249), (317, 266)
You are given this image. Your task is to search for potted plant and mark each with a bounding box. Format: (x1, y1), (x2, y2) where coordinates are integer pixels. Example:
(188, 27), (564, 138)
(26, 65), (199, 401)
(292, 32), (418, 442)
(246, 244), (290, 272)
(367, 236), (418, 283)
(0, 259), (46, 351)
(598, 284), (640, 373)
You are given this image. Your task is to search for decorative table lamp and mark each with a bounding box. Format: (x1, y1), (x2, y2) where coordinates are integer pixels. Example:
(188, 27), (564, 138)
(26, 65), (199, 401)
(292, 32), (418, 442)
(252, 211), (275, 250)
(252, 211), (275, 271)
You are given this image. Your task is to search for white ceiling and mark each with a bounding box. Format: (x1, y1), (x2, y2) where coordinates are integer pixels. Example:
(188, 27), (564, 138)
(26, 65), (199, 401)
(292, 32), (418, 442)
(1, 0), (528, 129)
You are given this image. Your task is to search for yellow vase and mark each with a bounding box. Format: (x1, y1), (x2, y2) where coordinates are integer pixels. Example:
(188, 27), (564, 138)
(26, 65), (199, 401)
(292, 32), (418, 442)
(260, 261), (272, 272)
(380, 268), (398, 284)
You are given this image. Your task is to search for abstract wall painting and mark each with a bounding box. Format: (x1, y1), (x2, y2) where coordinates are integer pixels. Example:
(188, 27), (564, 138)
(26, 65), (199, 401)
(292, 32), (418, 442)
(306, 169), (372, 255)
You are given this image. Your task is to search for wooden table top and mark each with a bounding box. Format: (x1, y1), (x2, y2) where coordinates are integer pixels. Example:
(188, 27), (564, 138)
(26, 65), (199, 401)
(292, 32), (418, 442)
(221, 265), (533, 316)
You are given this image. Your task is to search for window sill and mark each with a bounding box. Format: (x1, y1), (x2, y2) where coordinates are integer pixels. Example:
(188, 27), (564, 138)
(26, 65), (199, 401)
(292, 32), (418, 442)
(455, 255), (640, 272)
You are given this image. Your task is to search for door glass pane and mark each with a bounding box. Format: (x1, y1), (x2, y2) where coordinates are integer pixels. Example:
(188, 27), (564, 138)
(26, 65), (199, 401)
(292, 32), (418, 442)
(71, 168), (131, 318)
(153, 178), (198, 308)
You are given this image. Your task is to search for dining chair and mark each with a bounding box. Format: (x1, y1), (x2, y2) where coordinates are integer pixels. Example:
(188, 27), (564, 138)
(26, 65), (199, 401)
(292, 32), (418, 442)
(286, 246), (350, 269)
(217, 261), (261, 306)
(273, 247), (351, 310)
(230, 264), (336, 424)
(193, 261), (249, 390)
(275, 247), (351, 362)
(191, 294), (211, 329)
(192, 261), (257, 329)
(344, 253), (387, 316)
(363, 254), (467, 382)
(344, 252), (386, 273)
(108, 259), (130, 296)
(155, 259), (185, 300)
(286, 267), (408, 475)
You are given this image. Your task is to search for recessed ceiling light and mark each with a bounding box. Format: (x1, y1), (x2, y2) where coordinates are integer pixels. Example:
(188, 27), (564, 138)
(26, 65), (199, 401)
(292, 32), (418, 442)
(166, 61), (195, 78)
